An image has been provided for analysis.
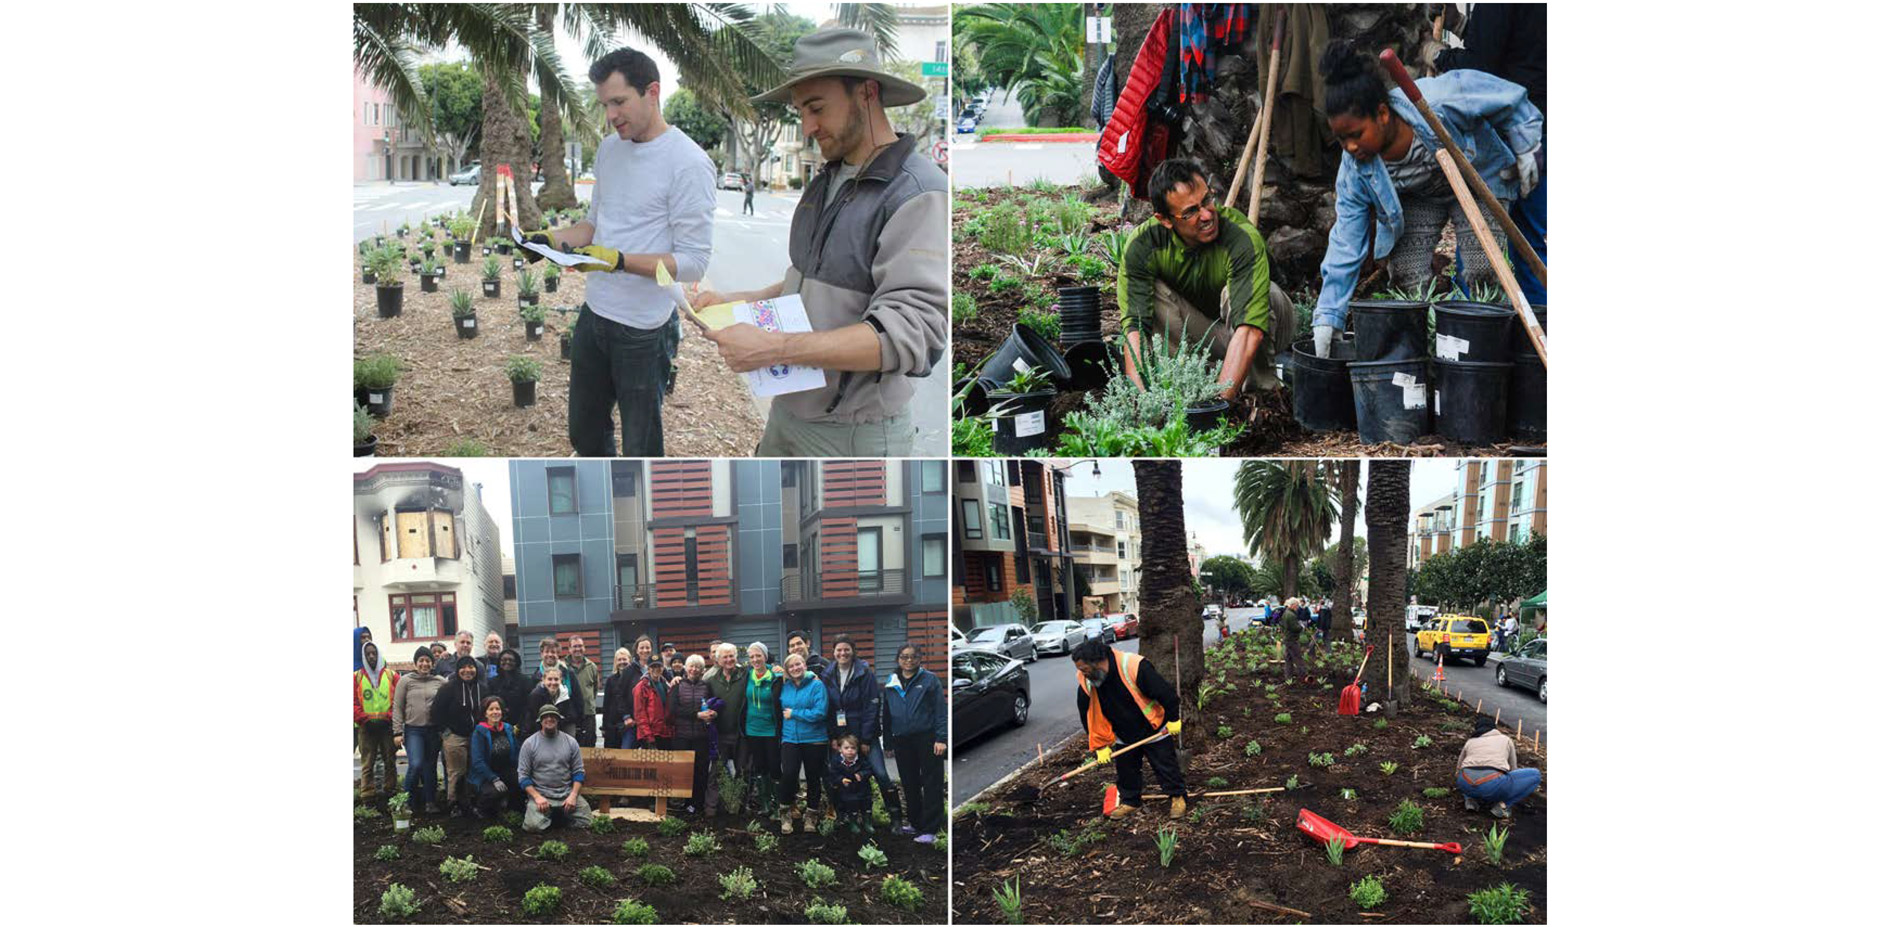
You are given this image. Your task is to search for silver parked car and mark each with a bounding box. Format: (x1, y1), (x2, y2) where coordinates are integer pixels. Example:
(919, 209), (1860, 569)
(968, 623), (1038, 662)
(1495, 637), (1546, 703)
(1032, 620), (1086, 655)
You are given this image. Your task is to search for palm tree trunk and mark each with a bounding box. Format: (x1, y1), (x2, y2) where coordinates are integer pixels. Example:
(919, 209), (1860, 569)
(532, 8), (577, 214)
(1133, 460), (1203, 751)
(1334, 459), (1360, 613)
(1365, 459), (1410, 709)
(1280, 551), (1299, 601)
(473, 72), (543, 239)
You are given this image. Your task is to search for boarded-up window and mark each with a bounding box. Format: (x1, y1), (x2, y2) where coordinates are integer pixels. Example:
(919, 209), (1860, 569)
(395, 510), (430, 559)
(430, 510), (457, 559)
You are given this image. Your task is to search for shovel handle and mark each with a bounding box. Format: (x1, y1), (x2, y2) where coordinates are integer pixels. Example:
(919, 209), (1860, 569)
(1351, 645), (1373, 685)
(1049, 727), (1173, 786)
(1367, 837), (1463, 853)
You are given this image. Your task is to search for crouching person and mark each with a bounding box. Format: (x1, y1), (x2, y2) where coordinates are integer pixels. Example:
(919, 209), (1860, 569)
(1453, 716), (1541, 819)
(519, 703), (593, 831)
(469, 696), (522, 819)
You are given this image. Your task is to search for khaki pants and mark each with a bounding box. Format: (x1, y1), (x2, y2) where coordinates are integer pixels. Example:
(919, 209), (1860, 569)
(757, 401), (913, 457)
(523, 793), (594, 832)
(1150, 280), (1296, 391)
(357, 721), (398, 797)
(441, 732), (470, 805)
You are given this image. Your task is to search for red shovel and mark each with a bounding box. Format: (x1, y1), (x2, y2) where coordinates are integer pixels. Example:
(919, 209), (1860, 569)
(1296, 809), (1463, 855)
(1338, 644), (1373, 715)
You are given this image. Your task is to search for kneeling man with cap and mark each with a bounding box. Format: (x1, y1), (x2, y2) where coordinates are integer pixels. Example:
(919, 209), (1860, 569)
(519, 703), (593, 831)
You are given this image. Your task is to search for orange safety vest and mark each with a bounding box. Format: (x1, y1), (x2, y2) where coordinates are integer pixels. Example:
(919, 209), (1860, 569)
(1077, 650), (1166, 751)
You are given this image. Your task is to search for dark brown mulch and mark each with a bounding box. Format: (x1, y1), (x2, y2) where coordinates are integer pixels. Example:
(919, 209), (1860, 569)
(952, 633), (1546, 925)
(354, 802), (945, 924)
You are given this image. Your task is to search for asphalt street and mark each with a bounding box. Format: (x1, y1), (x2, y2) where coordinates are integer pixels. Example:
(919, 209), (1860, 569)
(949, 607), (1546, 806)
(950, 86), (1100, 190)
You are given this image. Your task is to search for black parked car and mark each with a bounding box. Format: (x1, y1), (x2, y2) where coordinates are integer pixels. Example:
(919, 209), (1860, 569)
(951, 646), (1030, 748)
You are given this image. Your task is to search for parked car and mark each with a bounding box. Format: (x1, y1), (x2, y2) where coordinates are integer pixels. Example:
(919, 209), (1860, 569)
(1078, 617), (1117, 647)
(1032, 620), (1086, 655)
(1415, 616), (1493, 666)
(968, 623), (1038, 662)
(448, 164), (481, 185)
(718, 171), (746, 190)
(1105, 613), (1138, 640)
(1405, 605), (1438, 632)
(951, 626), (967, 648)
(956, 117), (976, 134)
(951, 647), (1030, 748)
(1201, 604), (1223, 621)
(1495, 637), (1546, 703)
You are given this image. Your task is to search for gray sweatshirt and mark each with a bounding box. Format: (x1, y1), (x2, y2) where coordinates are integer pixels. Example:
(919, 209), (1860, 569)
(516, 729), (585, 799)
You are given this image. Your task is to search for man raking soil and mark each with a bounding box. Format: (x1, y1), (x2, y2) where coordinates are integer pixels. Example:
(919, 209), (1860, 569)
(1068, 640), (1187, 819)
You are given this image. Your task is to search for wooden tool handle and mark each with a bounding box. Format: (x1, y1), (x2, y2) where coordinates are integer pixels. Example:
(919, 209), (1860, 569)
(1352, 647), (1372, 684)
(1369, 838), (1447, 850)
(1053, 727), (1173, 784)
(1435, 149), (1548, 365)
(1378, 48), (1424, 102)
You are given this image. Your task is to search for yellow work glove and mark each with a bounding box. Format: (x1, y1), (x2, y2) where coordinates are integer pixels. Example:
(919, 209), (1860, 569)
(519, 231), (556, 263)
(574, 245), (623, 273)
(1095, 746), (1113, 765)
(1166, 719), (1182, 735)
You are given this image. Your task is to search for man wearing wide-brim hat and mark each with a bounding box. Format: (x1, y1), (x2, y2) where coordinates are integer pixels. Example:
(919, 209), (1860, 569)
(690, 26), (948, 458)
(519, 702), (593, 831)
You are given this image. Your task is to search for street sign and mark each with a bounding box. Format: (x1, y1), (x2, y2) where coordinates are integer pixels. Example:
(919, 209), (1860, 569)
(1087, 16), (1111, 44)
(922, 61), (948, 78)
(934, 94), (950, 120)
(931, 139), (948, 165)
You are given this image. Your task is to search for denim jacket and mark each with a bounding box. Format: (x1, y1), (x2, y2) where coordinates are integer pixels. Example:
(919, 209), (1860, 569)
(1315, 71), (1544, 330)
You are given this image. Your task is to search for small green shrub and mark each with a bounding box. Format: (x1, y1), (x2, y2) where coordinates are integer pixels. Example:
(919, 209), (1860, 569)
(857, 841), (889, 868)
(1340, 788), (1358, 801)
(354, 805), (381, 823)
(755, 833), (779, 853)
(379, 883), (420, 921)
(522, 883), (561, 916)
(1350, 875), (1387, 910)
(683, 830), (720, 857)
(636, 864), (675, 886)
(881, 874), (925, 912)
(1413, 734), (1433, 749)
(373, 844), (400, 861)
(1206, 776), (1230, 789)
(1423, 787), (1451, 799)
(994, 876), (1025, 924)
(1467, 882), (1531, 924)
(579, 865), (616, 889)
(1047, 826), (1104, 857)
(621, 837), (649, 856)
(589, 814), (615, 834)
(611, 899), (659, 925)
(1155, 826), (1180, 868)
(1482, 824), (1510, 865)
(505, 355), (541, 383)
(502, 810), (524, 828)
(1242, 740), (1262, 757)
(1308, 752), (1335, 767)
(410, 825), (445, 846)
(1017, 307), (1060, 343)
(1274, 713), (1292, 724)
(655, 816), (688, 837)
(718, 866), (758, 900)
(1344, 743), (1368, 758)
(1324, 836), (1346, 866)
(1216, 724), (1234, 739)
(439, 854), (480, 883)
(1388, 800), (1426, 835)
(355, 354), (403, 390)
(817, 817), (838, 837)
(1286, 774), (1300, 790)
(805, 899), (849, 923)
(446, 438), (488, 457)
(534, 840), (569, 860)
(1379, 761), (1400, 775)
(952, 292), (978, 324)
(797, 858), (839, 889)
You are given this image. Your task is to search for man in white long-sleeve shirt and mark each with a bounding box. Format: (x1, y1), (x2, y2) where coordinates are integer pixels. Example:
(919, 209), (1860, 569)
(524, 47), (716, 457)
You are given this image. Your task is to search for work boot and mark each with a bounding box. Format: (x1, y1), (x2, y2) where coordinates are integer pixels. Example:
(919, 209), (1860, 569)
(1490, 802), (1512, 820)
(1169, 796), (1187, 820)
(1108, 803), (1138, 820)
(781, 807), (796, 835)
(1464, 796), (1480, 812)
(804, 808), (822, 832)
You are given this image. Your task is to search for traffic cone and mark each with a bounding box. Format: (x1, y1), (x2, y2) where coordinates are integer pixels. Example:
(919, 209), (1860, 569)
(1431, 652), (1446, 688)
(1102, 784), (1120, 817)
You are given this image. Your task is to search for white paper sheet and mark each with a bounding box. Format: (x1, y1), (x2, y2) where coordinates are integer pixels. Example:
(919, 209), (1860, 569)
(729, 295), (826, 398)
(510, 225), (612, 268)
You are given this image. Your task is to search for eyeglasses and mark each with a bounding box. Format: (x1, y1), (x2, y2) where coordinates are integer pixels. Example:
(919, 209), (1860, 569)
(1171, 192), (1216, 223)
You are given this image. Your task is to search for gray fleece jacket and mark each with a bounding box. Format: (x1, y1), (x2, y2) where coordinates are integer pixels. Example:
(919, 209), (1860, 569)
(778, 133), (949, 424)
(517, 728), (586, 799)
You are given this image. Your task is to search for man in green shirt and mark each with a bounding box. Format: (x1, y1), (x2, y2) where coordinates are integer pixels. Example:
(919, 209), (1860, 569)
(565, 636), (601, 748)
(1117, 159), (1295, 396)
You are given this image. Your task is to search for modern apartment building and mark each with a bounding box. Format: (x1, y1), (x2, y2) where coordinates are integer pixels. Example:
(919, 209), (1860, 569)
(951, 459), (1075, 630)
(353, 463), (506, 659)
(507, 459), (950, 678)
(1067, 491), (1141, 616)
(1411, 460), (1550, 567)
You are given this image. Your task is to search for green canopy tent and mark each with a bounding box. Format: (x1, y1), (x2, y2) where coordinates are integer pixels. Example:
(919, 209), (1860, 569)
(1521, 590), (1546, 610)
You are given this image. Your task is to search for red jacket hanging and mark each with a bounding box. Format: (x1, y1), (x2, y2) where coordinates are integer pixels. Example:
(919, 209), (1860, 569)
(1098, 8), (1175, 188)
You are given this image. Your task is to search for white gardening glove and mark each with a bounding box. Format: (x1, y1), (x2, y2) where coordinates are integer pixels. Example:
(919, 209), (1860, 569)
(1312, 325), (1335, 359)
(1515, 146), (1541, 198)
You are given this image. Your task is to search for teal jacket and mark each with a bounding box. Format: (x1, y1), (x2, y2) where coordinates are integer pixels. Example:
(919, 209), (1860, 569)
(777, 673), (831, 745)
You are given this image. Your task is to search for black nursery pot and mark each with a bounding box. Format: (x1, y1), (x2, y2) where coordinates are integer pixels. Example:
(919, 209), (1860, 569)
(955, 376), (989, 417)
(1062, 340), (1114, 391)
(1508, 352), (1547, 440)
(453, 242), (471, 263)
(518, 293), (539, 309)
(1432, 358), (1513, 445)
(496, 242), (513, 255)
(362, 385), (396, 418)
(1348, 358), (1431, 446)
(361, 267), (375, 284)
(525, 320), (545, 341)
(375, 283), (403, 318)
(1185, 398), (1229, 432)
(420, 273), (439, 294)
(354, 434), (378, 458)
(512, 379), (537, 407)
(482, 280), (501, 298)
(1056, 285), (1103, 347)
(988, 388), (1058, 454)
(559, 333), (572, 360)
(1290, 333), (1358, 433)
(512, 258), (525, 271)
(1432, 301), (1516, 364)
(1510, 304), (1549, 357)
(978, 323), (1072, 389)
(455, 314), (478, 338)
(1347, 299), (1428, 363)
(543, 276), (559, 293)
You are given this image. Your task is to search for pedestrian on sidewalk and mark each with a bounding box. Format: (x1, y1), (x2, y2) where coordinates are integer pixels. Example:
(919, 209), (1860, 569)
(690, 27), (948, 458)
(1281, 596), (1309, 682)
(1073, 640), (1187, 820)
(742, 175), (756, 215)
(521, 47), (715, 456)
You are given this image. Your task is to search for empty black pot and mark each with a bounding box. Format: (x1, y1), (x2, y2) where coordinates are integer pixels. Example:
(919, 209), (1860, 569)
(1510, 304), (1549, 357)
(1185, 398), (1229, 432)
(1347, 299), (1428, 362)
(978, 322), (1072, 390)
(1508, 352), (1546, 440)
(1432, 301), (1516, 363)
(1432, 358), (1513, 444)
(989, 389), (1057, 454)
(1290, 333), (1358, 432)
(1063, 340), (1114, 391)
(1348, 358), (1431, 445)
(1057, 286), (1104, 347)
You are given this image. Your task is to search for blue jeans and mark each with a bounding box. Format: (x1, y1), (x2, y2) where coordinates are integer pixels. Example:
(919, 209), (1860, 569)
(863, 741), (895, 792)
(1509, 168), (1547, 306)
(619, 727), (639, 749)
(1455, 767), (1541, 808)
(567, 305), (673, 457)
(403, 726), (439, 806)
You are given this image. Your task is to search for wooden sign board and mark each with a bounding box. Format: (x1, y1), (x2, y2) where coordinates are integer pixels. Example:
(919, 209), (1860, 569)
(579, 747), (695, 798)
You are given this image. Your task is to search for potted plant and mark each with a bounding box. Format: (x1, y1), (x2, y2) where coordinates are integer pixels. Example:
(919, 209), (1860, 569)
(559, 320), (575, 360)
(371, 249), (405, 317)
(353, 401), (378, 457)
(480, 257), (503, 298)
(987, 367), (1058, 453)
(505, 355), (541, 407)
(449, 216), (476, 263)
(515, 270), (539, 309)
(354, 354), (402, 417)
(419, 257), (443, 293)
(450, 289), (477, 338)
(359, 241), (377, 284)
(420, 240), (437, 264)
(1128, 331), (1232, 430)
(397, 221), (410, 239)
(480, 236), (494, 257)
(496, 234), (513, 256)
(542, 262), (560, 293)
(520, 303), (547, 341)
(511, 252), (525, 271)
(407, 246), (423, 275)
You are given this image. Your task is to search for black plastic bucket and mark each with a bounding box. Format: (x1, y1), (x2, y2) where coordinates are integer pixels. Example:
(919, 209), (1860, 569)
(1063, 340), (1114, 391)
(362, 385), (396, 418)
(1432, 359), (1513, 445)
(989, 389), (1057, 454)
(376, 284), (403, 318)
(1057, 286), (1103, 346)
(512, 379), (537, 408)
(955, 376), (990, 417)
(1347, 299), (1428, 362)
(455, 315), (478, 339)
(1185, 399), (1229, 432)
(1432, 301), (1516, 364)
(1291, 333), (1358, 432)
(978, 323), (1072, 389)
(1510, 304), (1549, 357)
(1347, 358), (1431, 445)
(1508, 352), (1546, 440)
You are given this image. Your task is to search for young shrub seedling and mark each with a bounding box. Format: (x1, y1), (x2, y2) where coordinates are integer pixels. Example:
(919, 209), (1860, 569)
(354, 805), (380, 823)
(589, 813), (616, 835)
(1286, 774), (1301, 790)
(636, 864), (675, 886)
(804, 899), (849, 924)
(439, 855), (480, 884)
(1017, 307), (1060, 343)
(521, 883), (561, 916)
(504, 355), (541, 384)
(1155, 826), (1180, 868)
(481, 256), (502, 282)
(1324, 836), (1346, 866)
(755, 833), (779, 853)
(1483, 824), (1510, 865)
(881, 875), (925, 912)
(1388, 800), (1426, 835)
(374, 844), (400, 861)
(579, 865), (616, 889)
(1274, 713), (1292, 724)
(1413, 734), (1433, 749)
(1242, 800), (1266, 822)
(502, 810), (523, 828)
(534, 840), (569, 860)
(683, 831), (720, 856)
(410, 825), (445, 846)
(1194, 682), (1216, 711)
(1344, 743), (1368, 758)
(1373, 718), (1389, 730)
(1467, 882), (1531, 924)
(1206, 776), (1230, 788)
(1423, 787), (1451, 799)
(611, 900), (659, 925)
(817, 816), (838, 837)
(478, 824), (513, 842)
(1243, 740), (1262, 758)
(718, 866), (758, 900)
(1380, 761), (1400, 776)
(857, 841), (889, 868)
(1340, 788), (1358, 801)
(1308, 752), (1336, 768)
(379, 883), (420, 921)
(994, 877), (1026, 924)
(655, 816), (688, 837)
(797, 858), (839, 889)
(1351, 875), (1388, 910)
(1216, 724), (1234, 739)
(621, 837), (649, 857)
(952, 292), (978, 324)
(1048, 826), (1104, 857)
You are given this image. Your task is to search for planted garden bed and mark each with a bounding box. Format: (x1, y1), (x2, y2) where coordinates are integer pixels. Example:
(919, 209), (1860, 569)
(354, 796), (945, 924)
(950, 184), (1524, 457)
(353, 215), (763, 458)
(951, 631), (1546, 924)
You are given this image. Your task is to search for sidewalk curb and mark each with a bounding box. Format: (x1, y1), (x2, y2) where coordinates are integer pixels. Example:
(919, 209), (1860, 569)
(955, 727), (1087, 813)
(978, 133), (1099, 144)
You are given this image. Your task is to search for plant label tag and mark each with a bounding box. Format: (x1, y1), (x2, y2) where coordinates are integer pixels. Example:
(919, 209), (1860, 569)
(1391, 372), (1417, 389)
(1402, 384), (1426, 410)
(1435, 334), (1470, 361)
(533, 325), (543, 336)
(1015, 410), (1046, 436)
(463, 319), (474, 328)
(368, 392), (384, 404)
(1434, 389), (1441, 415)
(1012, 357), (1031, 375)
(989, 418), (999, 432)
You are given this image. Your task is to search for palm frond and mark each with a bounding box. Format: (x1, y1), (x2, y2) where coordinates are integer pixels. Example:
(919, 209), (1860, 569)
(833, 3), (900, 59)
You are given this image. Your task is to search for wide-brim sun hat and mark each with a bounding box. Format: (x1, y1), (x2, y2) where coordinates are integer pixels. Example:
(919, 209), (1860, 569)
(750, 26), (927, 107)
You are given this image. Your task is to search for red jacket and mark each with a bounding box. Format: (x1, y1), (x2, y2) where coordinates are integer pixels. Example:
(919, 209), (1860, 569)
(1097, 8), (1174, 188)
(633, 676), (676, 742)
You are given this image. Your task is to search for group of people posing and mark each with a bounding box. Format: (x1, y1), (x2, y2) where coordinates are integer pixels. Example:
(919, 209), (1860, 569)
(351, 627), (946, 840)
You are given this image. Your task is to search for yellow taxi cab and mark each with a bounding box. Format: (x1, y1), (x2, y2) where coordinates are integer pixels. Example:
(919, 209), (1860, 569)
(1414, 616), (1493, 666)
